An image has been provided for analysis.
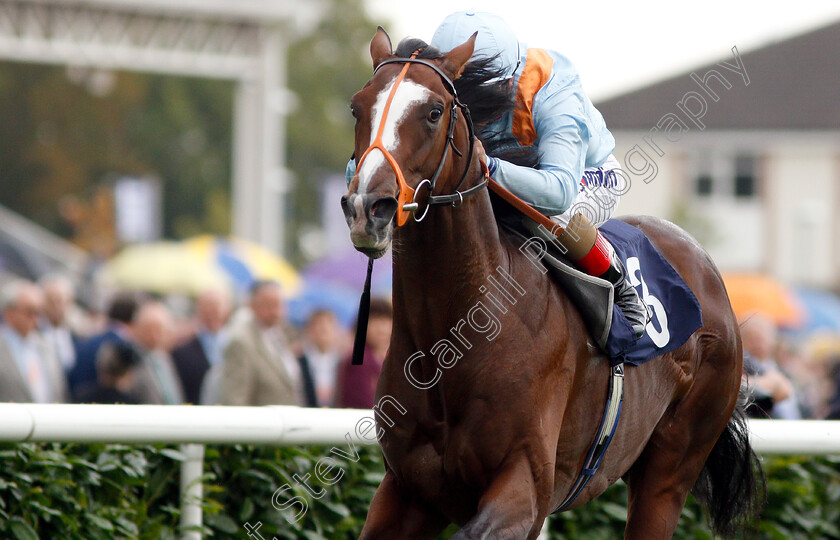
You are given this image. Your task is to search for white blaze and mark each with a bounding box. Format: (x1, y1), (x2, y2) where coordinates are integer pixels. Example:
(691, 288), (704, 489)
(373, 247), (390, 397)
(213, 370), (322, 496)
(357, 78), (431, 193)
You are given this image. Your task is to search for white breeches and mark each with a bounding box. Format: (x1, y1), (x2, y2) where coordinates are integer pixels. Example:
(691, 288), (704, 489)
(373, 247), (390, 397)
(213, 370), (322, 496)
(551, 154), (626, 228)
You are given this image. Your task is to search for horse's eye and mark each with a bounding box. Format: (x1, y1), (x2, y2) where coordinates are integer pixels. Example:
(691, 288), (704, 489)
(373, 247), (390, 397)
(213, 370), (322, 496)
(427, 108), (443, 123)
(350, 106), (358, 119)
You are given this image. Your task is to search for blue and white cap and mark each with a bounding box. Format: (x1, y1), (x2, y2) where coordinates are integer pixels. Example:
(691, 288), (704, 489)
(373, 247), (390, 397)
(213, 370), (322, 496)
(431, 10), (521, 79)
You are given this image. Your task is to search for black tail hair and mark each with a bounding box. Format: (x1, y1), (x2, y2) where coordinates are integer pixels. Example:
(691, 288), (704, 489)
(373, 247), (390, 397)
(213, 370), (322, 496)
(691, 386), (766, 537)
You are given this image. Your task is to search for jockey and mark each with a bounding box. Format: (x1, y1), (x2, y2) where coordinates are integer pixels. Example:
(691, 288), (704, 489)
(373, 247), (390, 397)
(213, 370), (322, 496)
(430, 10), (649, 338)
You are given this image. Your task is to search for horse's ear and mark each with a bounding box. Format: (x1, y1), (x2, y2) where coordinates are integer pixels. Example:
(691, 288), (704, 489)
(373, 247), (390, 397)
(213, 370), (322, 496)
(370, 26), (393, 70)
(440, 32), (477, 80)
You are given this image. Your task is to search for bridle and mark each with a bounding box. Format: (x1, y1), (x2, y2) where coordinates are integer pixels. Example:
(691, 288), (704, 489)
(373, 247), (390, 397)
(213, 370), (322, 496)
(349, 51), (490, 367)
(353, 51), (489, 226)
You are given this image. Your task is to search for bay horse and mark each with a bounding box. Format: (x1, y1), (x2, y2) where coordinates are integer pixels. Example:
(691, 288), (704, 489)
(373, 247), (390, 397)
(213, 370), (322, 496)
(341, 28), (762, 539)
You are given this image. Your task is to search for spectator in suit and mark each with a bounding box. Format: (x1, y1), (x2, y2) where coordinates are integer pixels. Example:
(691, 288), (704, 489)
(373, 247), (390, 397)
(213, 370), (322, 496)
(743, 352), (787, 418)
(297, 309), (344, 407)
(39, 275), (80, 377)
(335, 298), (392, 409)
(69, 293), (138, 398)
(129, 301), (184, 405)
(826, 354), (840, 420)
(0, 280), (68, 403)
(741, 313), (796, 419)
(219, 281), (299, 406)
(172, 288), (230, 404)
(74, 341), (140, 404)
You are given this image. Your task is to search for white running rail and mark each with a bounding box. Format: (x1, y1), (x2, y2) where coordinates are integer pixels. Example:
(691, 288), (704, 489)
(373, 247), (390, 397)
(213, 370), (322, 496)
(0, 404), (838, 539)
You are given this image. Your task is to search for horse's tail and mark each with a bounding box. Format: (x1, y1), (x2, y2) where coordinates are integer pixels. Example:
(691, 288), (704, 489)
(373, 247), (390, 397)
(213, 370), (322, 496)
(691, 385), (765, 537)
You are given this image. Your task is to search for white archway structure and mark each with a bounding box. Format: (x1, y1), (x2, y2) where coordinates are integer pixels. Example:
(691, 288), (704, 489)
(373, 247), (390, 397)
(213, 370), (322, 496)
(0, 0), (324, 255)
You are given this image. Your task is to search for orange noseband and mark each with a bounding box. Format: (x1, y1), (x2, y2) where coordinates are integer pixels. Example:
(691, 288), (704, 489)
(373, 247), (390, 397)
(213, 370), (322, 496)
(353, 52), (486, 226)
(354, 54), (418, 226)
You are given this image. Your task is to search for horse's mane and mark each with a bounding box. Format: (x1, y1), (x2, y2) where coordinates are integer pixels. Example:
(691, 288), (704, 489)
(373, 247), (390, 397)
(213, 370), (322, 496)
(395, 38), (539, 169)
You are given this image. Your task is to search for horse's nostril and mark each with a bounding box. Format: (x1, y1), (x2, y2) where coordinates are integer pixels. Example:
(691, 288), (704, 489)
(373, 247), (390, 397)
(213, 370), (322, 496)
(340, 195), (354, 219)
(369, 197), (398, 222)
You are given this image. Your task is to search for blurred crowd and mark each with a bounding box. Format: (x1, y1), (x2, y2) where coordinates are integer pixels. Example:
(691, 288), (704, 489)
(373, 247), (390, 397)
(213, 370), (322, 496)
(0, 276), (393, 409)
(3, 275), (840, 418)
(741, 312), (840, 420)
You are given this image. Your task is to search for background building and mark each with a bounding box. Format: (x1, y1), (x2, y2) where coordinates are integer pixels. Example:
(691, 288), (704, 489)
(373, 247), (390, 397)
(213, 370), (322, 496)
(598, 21), (840, 289)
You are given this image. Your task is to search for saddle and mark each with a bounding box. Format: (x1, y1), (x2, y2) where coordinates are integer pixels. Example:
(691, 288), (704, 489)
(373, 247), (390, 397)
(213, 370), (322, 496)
(492, 191), (703, 367)
(500, 218), (615, 352)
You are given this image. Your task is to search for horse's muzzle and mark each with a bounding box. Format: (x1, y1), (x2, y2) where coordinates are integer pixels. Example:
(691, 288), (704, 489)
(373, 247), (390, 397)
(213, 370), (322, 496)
(340, 193), (397, 258)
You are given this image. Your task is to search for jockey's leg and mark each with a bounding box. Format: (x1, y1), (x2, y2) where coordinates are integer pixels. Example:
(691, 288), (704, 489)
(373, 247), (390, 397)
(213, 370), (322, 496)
(552, 158), (649, 339)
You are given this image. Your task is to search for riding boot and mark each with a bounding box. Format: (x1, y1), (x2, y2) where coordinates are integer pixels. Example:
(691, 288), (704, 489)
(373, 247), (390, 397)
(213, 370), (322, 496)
(597, 241), (650, 340)
(556, 214), (650, 340)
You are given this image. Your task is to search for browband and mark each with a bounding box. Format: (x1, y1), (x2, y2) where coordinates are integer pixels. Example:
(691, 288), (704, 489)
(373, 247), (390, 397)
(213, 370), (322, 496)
(374, 57), (459, 97)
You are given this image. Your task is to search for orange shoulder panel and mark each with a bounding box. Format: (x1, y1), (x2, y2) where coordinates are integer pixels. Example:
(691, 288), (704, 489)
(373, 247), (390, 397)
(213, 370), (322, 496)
(512, 48), (554, 147)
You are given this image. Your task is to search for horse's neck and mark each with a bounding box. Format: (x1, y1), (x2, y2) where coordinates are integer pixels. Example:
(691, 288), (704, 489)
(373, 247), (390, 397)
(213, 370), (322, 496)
(391, 188), (506, 343)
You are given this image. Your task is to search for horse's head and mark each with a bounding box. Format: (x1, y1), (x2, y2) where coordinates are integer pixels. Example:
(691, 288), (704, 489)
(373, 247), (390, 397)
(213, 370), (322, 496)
(341, 28), (477, 258)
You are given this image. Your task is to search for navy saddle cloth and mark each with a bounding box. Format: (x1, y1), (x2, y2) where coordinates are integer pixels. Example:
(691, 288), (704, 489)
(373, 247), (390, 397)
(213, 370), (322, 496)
(509, 216), (704, 366)
(599, 219), (703, 365)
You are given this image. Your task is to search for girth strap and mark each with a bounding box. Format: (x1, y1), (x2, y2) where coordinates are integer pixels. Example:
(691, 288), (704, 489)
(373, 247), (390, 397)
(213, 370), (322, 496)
(553, 363), (625, 513)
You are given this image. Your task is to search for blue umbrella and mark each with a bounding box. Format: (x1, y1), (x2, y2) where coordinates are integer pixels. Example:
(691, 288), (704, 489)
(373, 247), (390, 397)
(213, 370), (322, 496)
(287, 279), (363, 329)
(794, 287), (840, 333)
(302, 249), (392, 295)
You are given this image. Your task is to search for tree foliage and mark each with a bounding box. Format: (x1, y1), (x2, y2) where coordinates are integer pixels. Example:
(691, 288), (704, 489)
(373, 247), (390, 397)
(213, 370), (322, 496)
(0, 0), (383, 261)
(2, 442), (840, 539)
(284, 0), (383, 260)
(0, 63), (233, 241)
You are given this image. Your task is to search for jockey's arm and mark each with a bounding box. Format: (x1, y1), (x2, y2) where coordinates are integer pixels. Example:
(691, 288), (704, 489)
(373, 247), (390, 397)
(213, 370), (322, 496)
(485, 87), (589, 216)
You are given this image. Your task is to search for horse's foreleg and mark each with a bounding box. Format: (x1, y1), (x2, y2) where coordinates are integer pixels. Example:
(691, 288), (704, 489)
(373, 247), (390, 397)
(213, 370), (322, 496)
(451, 453), (546, 540)
(359, 469), (448, 540)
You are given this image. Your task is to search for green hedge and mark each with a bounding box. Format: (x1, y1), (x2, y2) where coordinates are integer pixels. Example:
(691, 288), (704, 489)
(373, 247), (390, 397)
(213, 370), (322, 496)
(2, 443), (839, 539)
